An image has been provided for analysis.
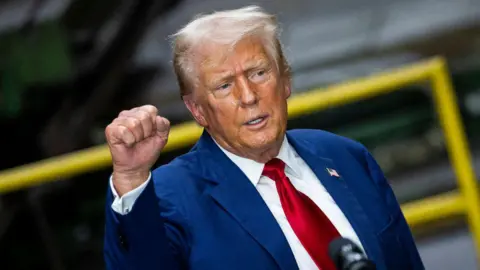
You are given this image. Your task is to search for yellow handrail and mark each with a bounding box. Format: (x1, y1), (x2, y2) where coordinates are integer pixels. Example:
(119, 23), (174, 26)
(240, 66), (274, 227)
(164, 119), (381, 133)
(402, 191), (465, 227)
(429, 62), (480, 257)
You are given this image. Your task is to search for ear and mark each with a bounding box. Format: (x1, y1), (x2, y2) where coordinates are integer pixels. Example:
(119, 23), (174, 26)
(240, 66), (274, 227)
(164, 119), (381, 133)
(183, 94), (208, 127)
(283, 77), (292, 99)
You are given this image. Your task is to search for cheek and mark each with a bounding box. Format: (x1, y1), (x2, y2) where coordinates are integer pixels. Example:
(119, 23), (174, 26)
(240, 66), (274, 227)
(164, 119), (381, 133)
(259, 80), (283, 100)
(214, 99), (237, 114)
(261, 85), (287, 112)
(208, 99), (240, 123)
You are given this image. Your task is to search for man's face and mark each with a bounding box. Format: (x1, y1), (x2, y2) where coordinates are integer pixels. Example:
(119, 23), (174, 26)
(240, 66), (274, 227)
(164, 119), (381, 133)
(185, 36), (291, 156)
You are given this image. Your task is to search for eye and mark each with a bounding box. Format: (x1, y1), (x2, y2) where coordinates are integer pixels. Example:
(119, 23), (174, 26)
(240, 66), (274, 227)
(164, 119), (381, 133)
(256, 70), (265, 76)
(251, 69), (267, 82)
(216, 83), (231, 91)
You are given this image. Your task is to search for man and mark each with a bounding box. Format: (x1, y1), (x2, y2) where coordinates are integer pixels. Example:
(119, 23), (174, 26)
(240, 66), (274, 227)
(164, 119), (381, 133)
(103, 6), (424, 270)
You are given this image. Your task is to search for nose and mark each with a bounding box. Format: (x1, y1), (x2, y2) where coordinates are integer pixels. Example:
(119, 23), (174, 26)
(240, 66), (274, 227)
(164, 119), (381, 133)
(235, 76), (257, 106)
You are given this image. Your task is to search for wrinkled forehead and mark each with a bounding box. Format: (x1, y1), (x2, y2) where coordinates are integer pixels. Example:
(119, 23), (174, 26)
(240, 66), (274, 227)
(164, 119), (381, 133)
(194, 36), (271, 76)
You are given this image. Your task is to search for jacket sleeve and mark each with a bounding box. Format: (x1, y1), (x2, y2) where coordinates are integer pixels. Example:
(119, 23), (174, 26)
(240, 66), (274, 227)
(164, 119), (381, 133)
(362, 147), (425, 270)
(104, 177), (188, 270)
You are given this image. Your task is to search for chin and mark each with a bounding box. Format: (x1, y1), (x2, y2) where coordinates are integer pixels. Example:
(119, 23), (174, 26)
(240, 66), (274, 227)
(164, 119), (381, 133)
(245, 129), (283, 149)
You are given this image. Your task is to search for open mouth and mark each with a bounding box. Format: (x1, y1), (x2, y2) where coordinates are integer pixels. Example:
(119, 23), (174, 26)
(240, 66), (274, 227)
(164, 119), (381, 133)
(244, 115), (269, 126)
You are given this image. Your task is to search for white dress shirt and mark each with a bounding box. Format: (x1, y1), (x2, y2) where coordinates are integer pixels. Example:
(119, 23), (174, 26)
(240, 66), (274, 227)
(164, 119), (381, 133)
(110, 136), (363, 269)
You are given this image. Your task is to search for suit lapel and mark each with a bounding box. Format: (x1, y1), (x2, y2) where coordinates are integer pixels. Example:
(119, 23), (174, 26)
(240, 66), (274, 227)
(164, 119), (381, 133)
(286, 133), (384, 264)
(196, 131), (299, 270)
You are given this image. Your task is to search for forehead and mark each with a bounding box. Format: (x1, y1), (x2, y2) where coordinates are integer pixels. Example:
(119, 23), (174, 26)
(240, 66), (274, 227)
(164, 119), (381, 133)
(196, 37), (270, 77)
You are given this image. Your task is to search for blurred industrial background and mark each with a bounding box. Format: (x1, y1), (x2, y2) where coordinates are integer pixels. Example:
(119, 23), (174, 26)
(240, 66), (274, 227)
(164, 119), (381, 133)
(0, 0), (480, 269)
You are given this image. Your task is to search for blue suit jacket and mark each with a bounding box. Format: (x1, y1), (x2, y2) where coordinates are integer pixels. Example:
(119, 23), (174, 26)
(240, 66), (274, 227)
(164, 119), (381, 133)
(104, 129), (424, 270)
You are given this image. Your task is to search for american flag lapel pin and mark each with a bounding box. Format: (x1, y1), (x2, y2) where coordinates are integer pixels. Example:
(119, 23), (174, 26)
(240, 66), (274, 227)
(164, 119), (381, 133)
(326, 168), (340, 178)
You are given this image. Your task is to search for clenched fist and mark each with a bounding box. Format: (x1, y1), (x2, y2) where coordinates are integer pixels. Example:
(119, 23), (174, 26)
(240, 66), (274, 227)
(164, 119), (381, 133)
(105, 105), (170, 196)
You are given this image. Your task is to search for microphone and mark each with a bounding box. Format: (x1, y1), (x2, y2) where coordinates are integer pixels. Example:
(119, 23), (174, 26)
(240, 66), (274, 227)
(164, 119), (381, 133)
(328, 237), (376, 270)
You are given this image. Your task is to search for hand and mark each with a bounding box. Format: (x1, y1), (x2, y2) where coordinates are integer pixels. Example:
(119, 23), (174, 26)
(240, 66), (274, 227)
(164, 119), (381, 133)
(105, 105), (170, 196)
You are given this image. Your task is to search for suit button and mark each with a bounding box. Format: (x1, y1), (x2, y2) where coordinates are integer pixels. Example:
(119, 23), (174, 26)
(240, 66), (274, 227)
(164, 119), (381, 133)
(119, 233), (129, 250)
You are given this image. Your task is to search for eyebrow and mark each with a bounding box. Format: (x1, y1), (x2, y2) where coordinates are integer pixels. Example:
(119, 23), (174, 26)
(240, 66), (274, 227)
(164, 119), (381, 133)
(244, 58), (270, 72)
(207, 58), (270, 86)
(207, 72), (235, 87)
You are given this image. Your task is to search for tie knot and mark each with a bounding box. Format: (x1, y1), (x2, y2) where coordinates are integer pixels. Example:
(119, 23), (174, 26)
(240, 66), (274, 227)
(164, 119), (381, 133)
(262, 158), (286, 181)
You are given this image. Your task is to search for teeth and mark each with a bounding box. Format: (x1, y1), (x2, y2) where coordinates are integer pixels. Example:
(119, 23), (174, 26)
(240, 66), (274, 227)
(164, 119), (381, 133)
(248, 118), (262, 125)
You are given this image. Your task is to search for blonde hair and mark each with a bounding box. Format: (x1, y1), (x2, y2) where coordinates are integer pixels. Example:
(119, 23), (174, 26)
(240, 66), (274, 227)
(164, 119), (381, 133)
(171, 5), (290, 97)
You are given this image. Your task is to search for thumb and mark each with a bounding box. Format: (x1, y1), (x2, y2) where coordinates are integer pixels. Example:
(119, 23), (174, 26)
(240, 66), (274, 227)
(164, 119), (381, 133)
(156, 116), (170, 136)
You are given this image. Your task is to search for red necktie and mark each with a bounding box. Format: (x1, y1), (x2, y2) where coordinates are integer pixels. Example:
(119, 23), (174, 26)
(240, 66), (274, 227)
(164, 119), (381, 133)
(262, 158), (340, 270)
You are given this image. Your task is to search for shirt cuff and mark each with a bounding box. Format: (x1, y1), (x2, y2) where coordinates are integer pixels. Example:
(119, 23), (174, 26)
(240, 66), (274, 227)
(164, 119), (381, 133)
(110, 172), (152, 215)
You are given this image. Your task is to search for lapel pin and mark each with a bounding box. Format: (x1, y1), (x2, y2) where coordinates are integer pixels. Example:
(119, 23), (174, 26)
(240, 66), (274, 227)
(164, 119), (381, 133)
(326, 168), (340, 178)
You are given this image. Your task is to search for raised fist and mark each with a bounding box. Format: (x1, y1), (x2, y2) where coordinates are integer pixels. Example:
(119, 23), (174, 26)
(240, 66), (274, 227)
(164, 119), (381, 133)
(105, 105), (170, 195)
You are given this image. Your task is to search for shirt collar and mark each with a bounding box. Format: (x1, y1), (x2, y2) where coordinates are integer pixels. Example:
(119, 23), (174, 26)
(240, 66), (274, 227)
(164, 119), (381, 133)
(213, 135), (303, 186)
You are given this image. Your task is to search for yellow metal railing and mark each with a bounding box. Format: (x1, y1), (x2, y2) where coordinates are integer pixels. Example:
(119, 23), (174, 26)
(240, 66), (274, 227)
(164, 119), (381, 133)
(0, 57), (479, 262)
